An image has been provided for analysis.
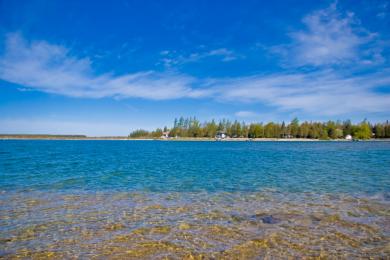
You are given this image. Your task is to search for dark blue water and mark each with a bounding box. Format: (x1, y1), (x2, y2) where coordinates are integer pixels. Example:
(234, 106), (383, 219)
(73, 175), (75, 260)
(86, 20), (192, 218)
(1, 140), (389, 195)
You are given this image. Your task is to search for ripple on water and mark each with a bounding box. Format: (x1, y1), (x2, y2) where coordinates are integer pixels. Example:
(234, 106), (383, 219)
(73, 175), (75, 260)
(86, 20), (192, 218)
(0, 190), (389, 258)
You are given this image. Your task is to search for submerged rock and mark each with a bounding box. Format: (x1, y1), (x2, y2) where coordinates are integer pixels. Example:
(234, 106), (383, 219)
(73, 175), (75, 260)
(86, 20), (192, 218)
(249, 214), (281, 224)
(261, 215), (280, 224)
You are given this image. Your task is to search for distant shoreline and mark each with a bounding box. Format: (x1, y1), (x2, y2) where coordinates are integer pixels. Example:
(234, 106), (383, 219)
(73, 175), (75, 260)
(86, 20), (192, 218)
(1, 135), (389, 141)
(0, 135), (132, 140)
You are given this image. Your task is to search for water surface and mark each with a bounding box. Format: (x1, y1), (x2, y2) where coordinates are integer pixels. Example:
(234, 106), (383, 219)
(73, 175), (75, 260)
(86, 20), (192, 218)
(1, 140), (389, 258)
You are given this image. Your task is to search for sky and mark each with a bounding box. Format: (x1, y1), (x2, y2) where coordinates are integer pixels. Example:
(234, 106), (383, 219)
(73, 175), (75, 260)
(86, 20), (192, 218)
(0, 0), (389, 136)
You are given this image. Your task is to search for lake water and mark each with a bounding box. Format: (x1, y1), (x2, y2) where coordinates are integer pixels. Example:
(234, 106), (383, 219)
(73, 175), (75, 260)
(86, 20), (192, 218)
(1, 140), (389, 258)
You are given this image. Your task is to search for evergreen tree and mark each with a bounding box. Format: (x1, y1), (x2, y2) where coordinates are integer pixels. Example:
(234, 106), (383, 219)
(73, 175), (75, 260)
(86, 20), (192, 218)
(299, 122), (310, 138)
(385, 121), (390, 138)
(131, 117), (389, 140)
(289, 118), (299, 137)
(343, 120), (352, 136)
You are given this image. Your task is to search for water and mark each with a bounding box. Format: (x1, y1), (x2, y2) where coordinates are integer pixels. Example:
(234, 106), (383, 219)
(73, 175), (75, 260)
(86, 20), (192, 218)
(1, 140), (390, 258)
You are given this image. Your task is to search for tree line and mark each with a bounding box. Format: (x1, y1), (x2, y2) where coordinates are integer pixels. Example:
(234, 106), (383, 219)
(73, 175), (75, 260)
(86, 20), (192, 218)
(129, 117), (390, 139)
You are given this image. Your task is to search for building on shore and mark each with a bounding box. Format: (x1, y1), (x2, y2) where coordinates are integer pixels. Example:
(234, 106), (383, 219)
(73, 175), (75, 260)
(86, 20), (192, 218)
(161, 131), (170, 139)
(215, 132), (227, 140)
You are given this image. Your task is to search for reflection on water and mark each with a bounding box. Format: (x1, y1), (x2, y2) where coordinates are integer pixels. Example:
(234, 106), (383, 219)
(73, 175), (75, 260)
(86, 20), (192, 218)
(1, 191), (389, 258)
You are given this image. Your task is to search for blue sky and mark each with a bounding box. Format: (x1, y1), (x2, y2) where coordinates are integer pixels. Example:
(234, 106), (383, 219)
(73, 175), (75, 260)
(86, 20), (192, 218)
(0, 0), (389, 136)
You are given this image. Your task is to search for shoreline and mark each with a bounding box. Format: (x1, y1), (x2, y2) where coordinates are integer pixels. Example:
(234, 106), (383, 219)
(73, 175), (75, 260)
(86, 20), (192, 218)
(1, 136), (389, 141)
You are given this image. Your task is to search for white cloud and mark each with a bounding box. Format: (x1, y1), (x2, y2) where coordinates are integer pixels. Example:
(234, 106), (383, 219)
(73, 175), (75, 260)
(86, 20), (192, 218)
(277, 3), (384, 67)
(214, 70), (390, 115)
(0, 33), (209, 100)
(0, 33), (389, 118)
(207, 48), (238, 62)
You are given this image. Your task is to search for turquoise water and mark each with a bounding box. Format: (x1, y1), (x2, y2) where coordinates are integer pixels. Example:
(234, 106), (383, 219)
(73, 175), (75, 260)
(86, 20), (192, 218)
(1, 140), (390, 258)
(1, 140), (389, 194)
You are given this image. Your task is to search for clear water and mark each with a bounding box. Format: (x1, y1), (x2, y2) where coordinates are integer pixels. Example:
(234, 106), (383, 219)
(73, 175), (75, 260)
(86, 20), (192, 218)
(1, 140), (390, 258)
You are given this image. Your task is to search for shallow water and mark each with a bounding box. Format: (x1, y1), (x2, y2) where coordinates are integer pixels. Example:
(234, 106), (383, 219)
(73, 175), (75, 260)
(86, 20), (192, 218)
(1, 140), (390, 258)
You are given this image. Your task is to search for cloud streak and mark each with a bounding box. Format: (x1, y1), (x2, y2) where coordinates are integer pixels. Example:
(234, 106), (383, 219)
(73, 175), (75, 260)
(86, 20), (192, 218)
(159, 48), (240, 67)
(0, 26), (389, 117)
(216, 70), (390, 115)
(235, 111), (258, 118)
(0, 33), (209, 100)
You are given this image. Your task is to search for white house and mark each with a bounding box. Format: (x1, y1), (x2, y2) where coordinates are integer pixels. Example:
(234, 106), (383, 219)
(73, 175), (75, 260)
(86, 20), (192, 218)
(345, 134), (352, 140)
(161, 131), (170, 139)
(215, 132), (227, 140)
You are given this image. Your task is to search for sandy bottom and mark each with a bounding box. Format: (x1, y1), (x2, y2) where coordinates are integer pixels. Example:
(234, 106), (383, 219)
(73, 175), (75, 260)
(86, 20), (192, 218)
(1, 191), (389, 259)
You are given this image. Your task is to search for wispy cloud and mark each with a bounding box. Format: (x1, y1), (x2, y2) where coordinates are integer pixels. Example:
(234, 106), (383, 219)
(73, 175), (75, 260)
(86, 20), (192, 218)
(376, 2), (388, 19)
(234, 111), (258, 118)
(159, 48), (240, 67)
(215, 70), (390, 116)
(207, 48), (239, 62)
(0, 33), (209, 100)
(273, 2), (384, 67)
(0, 26), (389, 117)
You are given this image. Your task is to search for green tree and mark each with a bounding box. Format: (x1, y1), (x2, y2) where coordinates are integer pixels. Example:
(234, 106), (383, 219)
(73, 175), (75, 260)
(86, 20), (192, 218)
(289, 118), (299, 137)
(342, 120), (352, 136)
(231, 120), (242, 137)
(151, 128), (163, 138)
(385, 121), (390, 138)
(326, 121), (343, 139)
(241, 122), (249, 138)
(264, 122), (278, 138)
(319, 128), (329, 140)
(248, 123), (264, 138)
(354, 121), (372, 139)
(280, 121), (287, 138)
(129, 129), (150, 138)
(134, 117), (390, 140)
(373, 123), (385, 138)
(188, 117), (201, 137)
(204, 120), (218, 137)
(299, 122), (310, 138)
